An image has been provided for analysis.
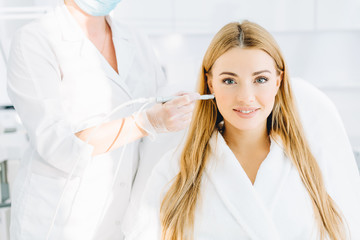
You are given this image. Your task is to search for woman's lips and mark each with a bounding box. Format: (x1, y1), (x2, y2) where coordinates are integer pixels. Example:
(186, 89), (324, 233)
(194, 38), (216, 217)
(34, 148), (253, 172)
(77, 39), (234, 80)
(233, 107), (260, 119)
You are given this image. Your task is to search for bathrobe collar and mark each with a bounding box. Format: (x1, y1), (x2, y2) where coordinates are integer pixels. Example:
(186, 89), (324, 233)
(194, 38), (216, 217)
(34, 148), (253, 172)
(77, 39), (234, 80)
(206, 131), (292, 240)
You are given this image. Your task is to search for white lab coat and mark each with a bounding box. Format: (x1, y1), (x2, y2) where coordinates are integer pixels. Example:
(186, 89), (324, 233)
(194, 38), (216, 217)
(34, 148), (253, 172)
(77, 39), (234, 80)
(126, 79), (360, 240)
(7, 2), (166, 240)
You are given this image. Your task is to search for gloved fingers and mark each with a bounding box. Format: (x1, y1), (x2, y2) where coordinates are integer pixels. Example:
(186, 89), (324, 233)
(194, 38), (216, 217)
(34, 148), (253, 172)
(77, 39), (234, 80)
(165, 92), (200, 107)
(173, 91), (187, 96)
(167, 111), (193, 127)
(176, 111), (193, 122)
(166, 118), (192, 132)
(174, 102), (196, 114)
(145, 92), (200, 134)
(161, 100), (196, 120)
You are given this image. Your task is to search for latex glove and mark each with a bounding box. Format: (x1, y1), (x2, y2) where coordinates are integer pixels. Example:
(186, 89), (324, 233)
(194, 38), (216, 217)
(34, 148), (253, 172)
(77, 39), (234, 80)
(134, 92), (200, 139)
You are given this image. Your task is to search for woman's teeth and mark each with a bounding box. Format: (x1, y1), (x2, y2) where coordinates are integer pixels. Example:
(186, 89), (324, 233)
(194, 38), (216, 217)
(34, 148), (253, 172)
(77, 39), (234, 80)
(238, 109), (256, 113)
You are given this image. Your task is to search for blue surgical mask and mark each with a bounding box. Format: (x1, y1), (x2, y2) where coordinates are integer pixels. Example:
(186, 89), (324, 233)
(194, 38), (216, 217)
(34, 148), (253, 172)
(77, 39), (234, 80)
(74, 0), (122, 16)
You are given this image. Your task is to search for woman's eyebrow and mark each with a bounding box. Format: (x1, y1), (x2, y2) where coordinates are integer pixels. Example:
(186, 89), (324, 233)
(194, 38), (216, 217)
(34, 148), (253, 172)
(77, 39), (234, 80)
(253, 70), (271, 76)
(219, 72), (238, 76)
(219, 70), (271, 76)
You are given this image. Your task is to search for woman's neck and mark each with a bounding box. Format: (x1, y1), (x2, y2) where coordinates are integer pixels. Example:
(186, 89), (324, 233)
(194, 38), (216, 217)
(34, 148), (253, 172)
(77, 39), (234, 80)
(64, 0), (107, 37)
(222, 121), (270, 158)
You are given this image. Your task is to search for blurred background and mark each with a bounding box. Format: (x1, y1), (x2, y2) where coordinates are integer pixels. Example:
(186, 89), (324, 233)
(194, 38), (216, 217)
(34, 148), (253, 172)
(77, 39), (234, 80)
(1, 0), (360, 238)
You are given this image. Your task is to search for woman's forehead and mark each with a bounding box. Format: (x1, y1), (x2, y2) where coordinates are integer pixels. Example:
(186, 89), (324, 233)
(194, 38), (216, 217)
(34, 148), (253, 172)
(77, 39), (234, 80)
(211, 47), (276, 75)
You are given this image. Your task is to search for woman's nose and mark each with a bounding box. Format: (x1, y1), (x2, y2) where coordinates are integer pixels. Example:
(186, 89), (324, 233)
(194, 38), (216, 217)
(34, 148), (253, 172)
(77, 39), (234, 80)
(236, 84), (255, 103)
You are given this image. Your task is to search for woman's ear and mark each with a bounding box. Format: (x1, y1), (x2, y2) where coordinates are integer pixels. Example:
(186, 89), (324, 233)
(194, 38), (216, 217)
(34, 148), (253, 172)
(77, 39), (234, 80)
(206, 73), (214, 94)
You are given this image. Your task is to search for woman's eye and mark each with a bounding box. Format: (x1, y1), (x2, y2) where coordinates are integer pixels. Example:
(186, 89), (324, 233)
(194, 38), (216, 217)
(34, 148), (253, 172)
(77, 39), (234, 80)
(255, 77), (268, 84)
(223, 78), (236, 85)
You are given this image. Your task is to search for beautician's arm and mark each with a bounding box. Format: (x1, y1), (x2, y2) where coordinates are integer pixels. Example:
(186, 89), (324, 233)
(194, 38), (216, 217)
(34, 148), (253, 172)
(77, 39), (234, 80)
(76, 94), (198, 156)
(75, 116), (146, 156)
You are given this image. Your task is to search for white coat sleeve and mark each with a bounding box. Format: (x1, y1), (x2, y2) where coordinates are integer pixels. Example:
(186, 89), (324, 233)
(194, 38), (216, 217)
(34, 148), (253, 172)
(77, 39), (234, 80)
(7, 26), (94, 175)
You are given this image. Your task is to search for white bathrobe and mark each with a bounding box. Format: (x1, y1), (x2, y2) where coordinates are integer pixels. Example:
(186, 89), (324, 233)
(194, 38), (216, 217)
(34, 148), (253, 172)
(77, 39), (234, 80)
(126, 130), (360, 240)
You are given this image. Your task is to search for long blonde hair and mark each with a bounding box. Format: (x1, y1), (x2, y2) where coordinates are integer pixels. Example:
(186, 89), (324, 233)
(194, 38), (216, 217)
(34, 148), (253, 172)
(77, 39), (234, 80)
(160, 21), (345, 240)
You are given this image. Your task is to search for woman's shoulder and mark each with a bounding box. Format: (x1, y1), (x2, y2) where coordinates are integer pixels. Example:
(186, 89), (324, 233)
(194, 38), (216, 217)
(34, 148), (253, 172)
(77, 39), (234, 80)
(151, 146), (183, 182)
(139, 146), (182, 212)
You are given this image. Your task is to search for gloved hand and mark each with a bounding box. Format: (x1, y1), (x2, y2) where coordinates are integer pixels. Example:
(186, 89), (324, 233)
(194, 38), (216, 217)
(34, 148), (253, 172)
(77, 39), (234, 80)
(133, 92), (200, 139)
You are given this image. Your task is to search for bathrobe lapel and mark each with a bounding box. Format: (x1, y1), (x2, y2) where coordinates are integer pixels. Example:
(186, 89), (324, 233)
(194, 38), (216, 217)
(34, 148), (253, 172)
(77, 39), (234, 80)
(253, 137), (292, 213)
(205, 132), (292, 240)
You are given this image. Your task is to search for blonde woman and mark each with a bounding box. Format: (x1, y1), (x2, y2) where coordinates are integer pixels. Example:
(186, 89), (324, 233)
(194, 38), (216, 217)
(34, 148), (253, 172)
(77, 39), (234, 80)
(126, 21), (360, 240)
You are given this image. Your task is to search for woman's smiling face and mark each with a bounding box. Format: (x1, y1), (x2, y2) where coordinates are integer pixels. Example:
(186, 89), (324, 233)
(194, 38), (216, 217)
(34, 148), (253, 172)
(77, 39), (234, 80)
(207, 47), (282, 133)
